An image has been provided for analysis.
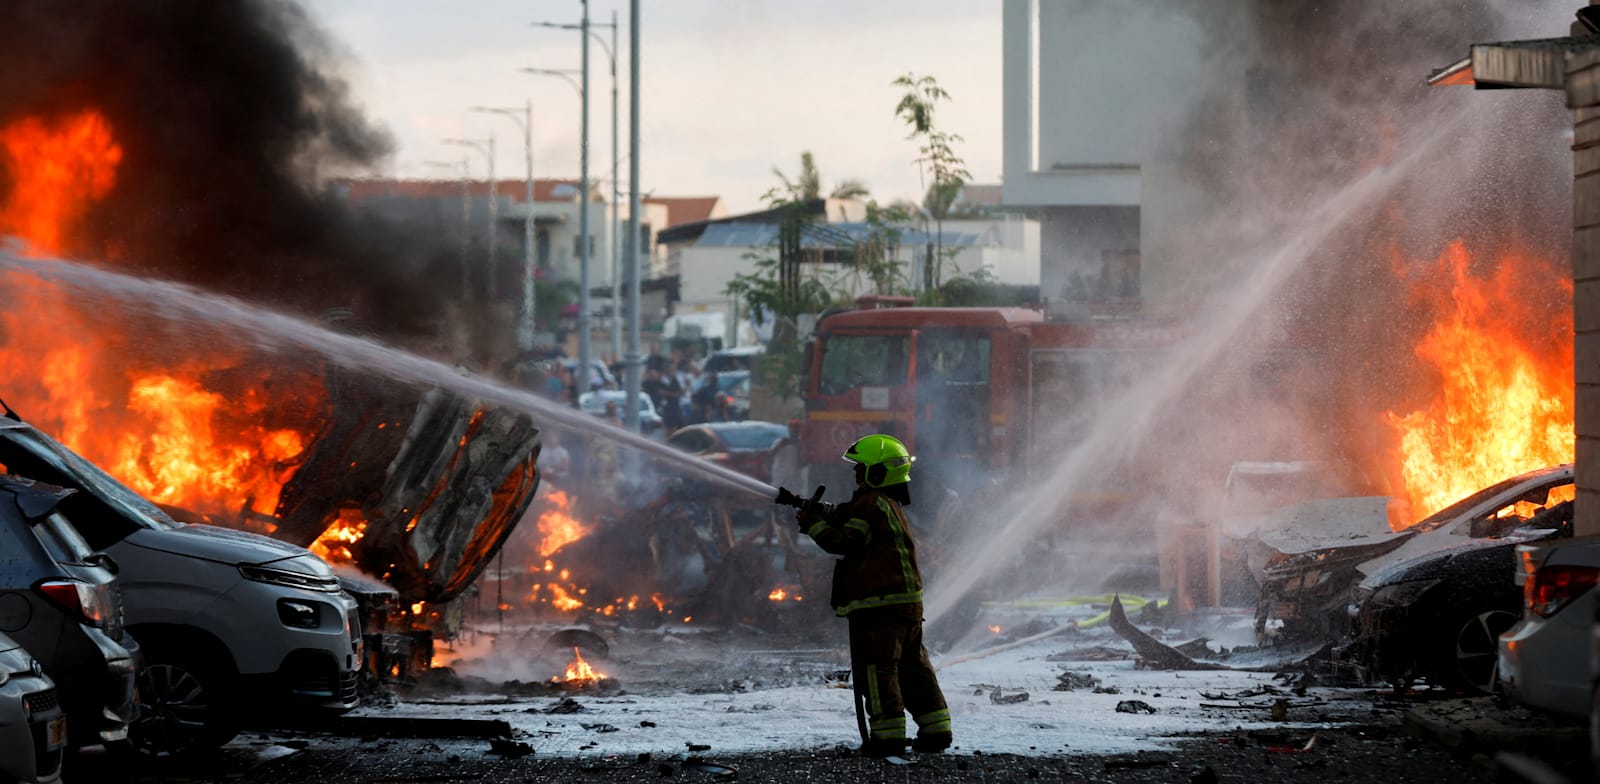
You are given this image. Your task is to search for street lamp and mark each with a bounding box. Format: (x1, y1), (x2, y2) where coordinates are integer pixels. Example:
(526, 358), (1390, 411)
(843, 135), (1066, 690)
(535, 10), (621, 366)
(443, 135), (496, 303)
(472, 103), (537, 352)
(521, 63), (593, 393)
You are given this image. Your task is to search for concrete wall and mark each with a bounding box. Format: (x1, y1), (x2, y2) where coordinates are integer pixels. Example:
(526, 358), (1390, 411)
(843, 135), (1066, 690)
(1568, 48), (1600, 538)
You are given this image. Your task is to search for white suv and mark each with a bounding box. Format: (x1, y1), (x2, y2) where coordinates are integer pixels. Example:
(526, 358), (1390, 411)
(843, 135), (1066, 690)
(1497, 534), (1600, 717)
(0, 417), (361, 756)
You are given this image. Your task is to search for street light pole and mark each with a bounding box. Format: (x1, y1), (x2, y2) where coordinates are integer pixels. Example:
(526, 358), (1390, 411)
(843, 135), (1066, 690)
(533, 11), (622, 373)
(625, 0), (642, 435)
(472, 102), (537, 352)
(444, 135), (496, 302)
(519, 63), (591, 391)
(580, 0), (592, 389)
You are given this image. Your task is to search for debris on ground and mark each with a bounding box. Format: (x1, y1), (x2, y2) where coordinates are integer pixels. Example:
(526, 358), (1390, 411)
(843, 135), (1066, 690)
(1108, 595), (1227, 671)
(1053, 671), (1102, 691)
(989, 687), (1030, 704)
(543, 698), (585, 714)
(1116, 700), (1158, 714)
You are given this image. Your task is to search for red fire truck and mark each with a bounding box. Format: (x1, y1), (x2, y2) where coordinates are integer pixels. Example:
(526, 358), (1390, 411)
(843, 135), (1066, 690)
(790, 302), (1187, 515)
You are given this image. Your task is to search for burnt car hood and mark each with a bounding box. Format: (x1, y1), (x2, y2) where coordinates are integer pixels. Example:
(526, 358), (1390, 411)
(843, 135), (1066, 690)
(1255, 496), (1406, 555)
(1358, 525), (1565, 588)
(126, 524), (330, 571)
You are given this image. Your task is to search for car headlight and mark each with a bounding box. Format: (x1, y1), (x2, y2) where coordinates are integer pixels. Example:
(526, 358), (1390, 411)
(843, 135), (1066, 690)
(1368, 578), (1441, 610)
(240, 564), (342, 592)
(277, 598), (324, 629)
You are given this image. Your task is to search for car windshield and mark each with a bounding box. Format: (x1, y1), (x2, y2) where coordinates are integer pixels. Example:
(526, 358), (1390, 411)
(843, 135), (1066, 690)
(717, 424), (787, 450)
(818, 334), (910, 396)
(0, 426), (179, 533)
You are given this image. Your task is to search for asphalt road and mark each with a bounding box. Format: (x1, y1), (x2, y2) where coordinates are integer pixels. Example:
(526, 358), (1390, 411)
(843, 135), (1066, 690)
(74, 722), (1560, 784)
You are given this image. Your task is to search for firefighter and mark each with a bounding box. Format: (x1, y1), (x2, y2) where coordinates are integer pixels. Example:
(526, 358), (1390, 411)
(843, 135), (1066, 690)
(796, 434), (952, 757)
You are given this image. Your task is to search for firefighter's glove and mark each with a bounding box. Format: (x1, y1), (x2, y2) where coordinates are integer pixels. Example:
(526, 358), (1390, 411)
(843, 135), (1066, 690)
(795, 506), (825, 533)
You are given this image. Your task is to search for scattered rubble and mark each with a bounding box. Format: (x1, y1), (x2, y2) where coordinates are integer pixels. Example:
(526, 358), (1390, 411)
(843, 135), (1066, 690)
(1115, 700), (1158, 714)
(1052, 670), (1101, 691)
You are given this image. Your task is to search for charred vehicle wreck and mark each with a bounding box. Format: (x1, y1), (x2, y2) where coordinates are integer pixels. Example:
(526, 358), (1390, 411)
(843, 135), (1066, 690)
(161, 368), (543, 681)
(1251, 464), (1574, 690)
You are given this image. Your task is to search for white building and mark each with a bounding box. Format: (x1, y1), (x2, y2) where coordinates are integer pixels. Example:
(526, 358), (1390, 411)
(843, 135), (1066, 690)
(1001, 0), (1213, 317)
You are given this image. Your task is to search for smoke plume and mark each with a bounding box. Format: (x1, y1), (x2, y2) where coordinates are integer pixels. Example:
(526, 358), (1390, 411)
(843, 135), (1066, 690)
(0, 0), (460, 343)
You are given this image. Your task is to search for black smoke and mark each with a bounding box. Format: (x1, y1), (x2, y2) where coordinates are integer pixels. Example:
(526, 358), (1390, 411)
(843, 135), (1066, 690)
(0, 0), (461, 344)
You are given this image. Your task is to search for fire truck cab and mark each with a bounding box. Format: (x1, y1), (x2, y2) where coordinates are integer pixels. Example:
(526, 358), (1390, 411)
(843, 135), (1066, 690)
(797, 305), (1164, 522)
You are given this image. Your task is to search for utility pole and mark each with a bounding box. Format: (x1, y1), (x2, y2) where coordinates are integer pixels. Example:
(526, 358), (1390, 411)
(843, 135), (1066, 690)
(624, 0), (642, 434)
(608, 9), (621, 365)
(472, 102), (537, 352)
(579, 0), (592, 393)
(532, 5), (619, 385)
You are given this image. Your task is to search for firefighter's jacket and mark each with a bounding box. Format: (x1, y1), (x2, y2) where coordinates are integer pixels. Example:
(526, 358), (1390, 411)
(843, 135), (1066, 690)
(801, 487), (924, 617)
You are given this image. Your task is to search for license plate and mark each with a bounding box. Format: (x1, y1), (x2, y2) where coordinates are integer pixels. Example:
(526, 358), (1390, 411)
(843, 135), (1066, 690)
(46, 716), (67, 750)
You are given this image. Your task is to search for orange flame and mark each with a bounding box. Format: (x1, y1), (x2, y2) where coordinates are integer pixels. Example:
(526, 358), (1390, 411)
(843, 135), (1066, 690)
(548, 584), (584, 612)
(0, 109), (324, 532)
(535, 489), (587, 557)
(1385, 242), (1574, 521)
(0, 110), (122, 256)
(768, 587), (787, 601)
(552, 646), (605, 685)
(310, 508), (369, 563)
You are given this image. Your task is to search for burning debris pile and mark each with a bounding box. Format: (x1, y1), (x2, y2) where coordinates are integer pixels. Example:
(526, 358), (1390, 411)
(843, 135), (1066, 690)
(480, 470), (831, 634)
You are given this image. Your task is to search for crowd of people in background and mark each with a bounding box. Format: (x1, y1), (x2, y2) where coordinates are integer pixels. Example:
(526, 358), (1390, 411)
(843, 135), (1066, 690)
(524, 349), (743, 434)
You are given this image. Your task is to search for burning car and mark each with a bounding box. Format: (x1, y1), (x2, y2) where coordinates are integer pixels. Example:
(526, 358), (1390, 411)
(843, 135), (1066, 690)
(1255, 464), (1574, 646)
(0, 414), (360, 756)
(1350, 491), (1573, 693)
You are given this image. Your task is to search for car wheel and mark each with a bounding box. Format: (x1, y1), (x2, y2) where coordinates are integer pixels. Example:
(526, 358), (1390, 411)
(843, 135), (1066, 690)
(121, 651), (239, 757)
(1432, 608), (1519, 694)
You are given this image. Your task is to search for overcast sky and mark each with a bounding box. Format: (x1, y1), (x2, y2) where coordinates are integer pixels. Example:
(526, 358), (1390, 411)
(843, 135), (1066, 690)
(312, 1), (1003, 214)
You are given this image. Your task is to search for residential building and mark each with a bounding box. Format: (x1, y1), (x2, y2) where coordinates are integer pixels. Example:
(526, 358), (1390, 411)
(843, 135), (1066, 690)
(657, 198), (1038, 347)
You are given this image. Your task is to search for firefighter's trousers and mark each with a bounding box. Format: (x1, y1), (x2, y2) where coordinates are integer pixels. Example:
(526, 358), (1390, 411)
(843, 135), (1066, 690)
(847, 604), (951, 744)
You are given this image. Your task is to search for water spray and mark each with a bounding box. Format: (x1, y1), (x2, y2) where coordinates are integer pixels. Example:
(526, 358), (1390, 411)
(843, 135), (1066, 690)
(0, 254), (779, 502)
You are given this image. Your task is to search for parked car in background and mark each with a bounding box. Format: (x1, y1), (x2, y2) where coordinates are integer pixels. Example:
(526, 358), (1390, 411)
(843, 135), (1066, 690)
(0, 630), (64, 784)
(1351, 492), (1573, 694)
(1497, 533), (1600, 715)
(579, 390), (664, 435)
(689, 370), (751, 422)
(1256, 464), (1574, 645)
(701, 346), (764, 375)
(0, 415), (362, 757)
(666, 421), (790, 484)
(0, 474), (137, 749)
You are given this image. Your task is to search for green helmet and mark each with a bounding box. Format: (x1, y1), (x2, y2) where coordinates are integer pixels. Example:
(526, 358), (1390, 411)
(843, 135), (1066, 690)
(842, 434), (915, 488)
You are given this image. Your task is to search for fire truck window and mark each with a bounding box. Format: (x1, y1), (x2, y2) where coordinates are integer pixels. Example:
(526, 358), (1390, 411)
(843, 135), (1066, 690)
(918, 334), (989, 384)
(819, 335), (910, 396)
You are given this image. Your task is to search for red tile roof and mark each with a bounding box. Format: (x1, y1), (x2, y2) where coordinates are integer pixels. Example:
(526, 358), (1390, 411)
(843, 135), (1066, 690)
(643, 196), (723, 228)
(332, 178), (602, 203)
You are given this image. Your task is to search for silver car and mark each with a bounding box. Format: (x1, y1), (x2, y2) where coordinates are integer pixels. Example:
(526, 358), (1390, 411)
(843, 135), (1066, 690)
(1497, 533), (1600, 717)
(0, 631), (64, 783)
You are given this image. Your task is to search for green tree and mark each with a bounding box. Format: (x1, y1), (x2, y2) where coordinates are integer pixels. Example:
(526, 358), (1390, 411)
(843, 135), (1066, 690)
(772, 151), (870, 201)
(893, 73), (972, 290)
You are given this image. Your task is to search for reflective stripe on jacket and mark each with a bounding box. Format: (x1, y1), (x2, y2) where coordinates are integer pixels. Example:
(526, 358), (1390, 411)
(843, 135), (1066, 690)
(803, 487), (923, 616)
